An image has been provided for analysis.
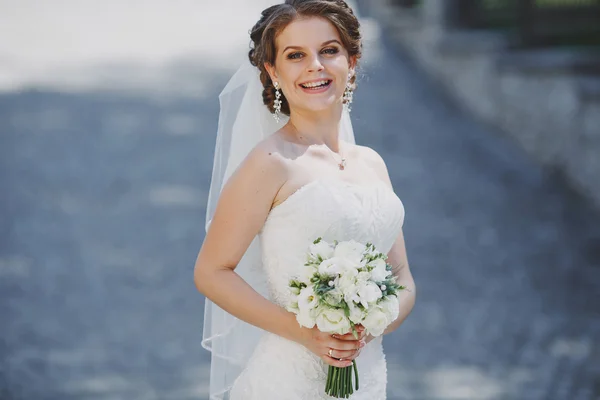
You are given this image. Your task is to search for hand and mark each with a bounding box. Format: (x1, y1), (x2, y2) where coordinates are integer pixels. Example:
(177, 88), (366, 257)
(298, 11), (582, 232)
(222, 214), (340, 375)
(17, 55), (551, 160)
(297, 325), (367, 368)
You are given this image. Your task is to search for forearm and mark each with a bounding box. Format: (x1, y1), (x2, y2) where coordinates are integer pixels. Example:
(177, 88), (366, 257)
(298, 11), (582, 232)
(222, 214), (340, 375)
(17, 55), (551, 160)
(383, 280), (416, 336)
(196, 267), (300, 343)
(365, 279), (416, 343)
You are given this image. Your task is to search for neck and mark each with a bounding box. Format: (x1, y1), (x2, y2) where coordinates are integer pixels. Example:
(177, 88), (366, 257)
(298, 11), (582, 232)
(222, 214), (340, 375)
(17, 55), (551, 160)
(286, 104), (344, 152)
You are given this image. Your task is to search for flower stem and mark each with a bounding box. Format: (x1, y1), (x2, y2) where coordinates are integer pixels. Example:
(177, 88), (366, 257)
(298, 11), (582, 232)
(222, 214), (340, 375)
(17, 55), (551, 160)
(342, 368), (348, 398)
(332, 367), (339, 396)
(353, 360), (359, 390)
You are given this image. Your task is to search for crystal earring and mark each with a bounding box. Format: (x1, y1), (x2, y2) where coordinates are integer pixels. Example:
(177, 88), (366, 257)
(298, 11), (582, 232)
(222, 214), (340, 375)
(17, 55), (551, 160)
(273, 81), (282, 123)
(343, 73), (354, 112)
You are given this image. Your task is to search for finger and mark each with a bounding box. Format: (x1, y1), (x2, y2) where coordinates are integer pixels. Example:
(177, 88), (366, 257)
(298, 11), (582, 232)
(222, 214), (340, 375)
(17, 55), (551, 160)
(322, 354), (353, 368)
(339, 348), (362, 361)
(333, 333), (358, 341)
(332, 331), (364, 342)
(336, 348), (361, 360)
(329, 337), (361, 351)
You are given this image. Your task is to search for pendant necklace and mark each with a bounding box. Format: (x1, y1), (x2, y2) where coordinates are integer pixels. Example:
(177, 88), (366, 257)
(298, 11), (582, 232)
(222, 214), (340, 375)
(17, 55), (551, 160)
(289, 123), (346, 170)
(325, 145), (347, 170)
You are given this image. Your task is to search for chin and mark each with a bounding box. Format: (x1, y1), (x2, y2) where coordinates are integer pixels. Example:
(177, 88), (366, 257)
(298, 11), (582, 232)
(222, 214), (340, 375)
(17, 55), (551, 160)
(296, 97), (342, 113)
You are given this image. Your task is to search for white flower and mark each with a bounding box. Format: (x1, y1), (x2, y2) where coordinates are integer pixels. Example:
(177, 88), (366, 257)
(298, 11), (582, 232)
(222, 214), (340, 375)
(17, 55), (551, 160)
(316, 307), (351, 334)
(337, 273), (356, 295)
(297, 286), (318, 313)
(356, 281), (383, 308)
(296, 308), (316, 328)
(357, 271), (371, 283)
(378, 295), (400, 322)
(323, 288), (344, 307)
(369, 258), (391, 282)
(334, 240), (365, 265)
(285, 301), (299, 313)
(362, 307), (389, 336)
(318, 257), (347, 276)
(348, 301), (366, 324)
(310, 240), (334, 260)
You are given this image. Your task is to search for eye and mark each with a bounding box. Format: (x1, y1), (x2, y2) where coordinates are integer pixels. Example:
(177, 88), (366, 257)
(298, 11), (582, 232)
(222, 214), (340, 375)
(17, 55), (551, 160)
(322, 47), (339, 55)
(287, 52), (303, 60)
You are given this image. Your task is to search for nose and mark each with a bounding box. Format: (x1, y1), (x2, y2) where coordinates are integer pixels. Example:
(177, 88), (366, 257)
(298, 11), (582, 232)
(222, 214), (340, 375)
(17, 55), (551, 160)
(306, 53), (324, 73)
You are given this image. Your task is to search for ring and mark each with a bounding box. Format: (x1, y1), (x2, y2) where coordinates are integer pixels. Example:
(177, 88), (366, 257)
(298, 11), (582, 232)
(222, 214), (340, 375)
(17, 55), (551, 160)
(328, 348), (333, 357)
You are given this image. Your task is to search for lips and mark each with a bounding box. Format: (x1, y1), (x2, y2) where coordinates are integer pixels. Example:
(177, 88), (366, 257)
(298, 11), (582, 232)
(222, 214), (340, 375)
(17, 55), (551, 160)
(299, 79), (332, 90)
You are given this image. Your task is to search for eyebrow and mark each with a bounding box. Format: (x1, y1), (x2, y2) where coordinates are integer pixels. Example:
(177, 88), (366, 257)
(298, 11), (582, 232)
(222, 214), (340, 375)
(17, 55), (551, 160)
(282, 39), (342, 54)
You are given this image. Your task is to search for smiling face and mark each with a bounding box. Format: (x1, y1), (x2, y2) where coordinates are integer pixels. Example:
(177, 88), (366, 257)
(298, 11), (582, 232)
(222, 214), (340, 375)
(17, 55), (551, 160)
(265, 16), (355, 115)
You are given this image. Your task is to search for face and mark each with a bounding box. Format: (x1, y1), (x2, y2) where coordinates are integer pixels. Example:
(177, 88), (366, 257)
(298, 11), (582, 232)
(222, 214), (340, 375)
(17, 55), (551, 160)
(265, 16), (355, 114)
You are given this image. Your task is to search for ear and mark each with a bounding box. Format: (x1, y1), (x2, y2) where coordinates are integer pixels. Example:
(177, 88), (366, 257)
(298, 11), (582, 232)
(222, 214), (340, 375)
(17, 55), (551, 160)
(264, 62), (278, 84)
(348, 56), (357, 76)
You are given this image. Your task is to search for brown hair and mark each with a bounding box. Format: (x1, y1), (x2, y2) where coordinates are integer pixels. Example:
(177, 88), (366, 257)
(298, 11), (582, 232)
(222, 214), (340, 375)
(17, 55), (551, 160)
(248, 0), (362, 115)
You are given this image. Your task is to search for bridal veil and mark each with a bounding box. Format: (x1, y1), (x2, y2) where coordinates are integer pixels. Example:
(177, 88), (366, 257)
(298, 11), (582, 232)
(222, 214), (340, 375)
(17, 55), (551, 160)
(201, 59), (356, 399)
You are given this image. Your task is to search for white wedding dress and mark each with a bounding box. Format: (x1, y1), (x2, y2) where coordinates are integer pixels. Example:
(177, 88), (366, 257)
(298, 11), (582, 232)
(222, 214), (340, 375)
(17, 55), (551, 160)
(229, 177), (406, 400)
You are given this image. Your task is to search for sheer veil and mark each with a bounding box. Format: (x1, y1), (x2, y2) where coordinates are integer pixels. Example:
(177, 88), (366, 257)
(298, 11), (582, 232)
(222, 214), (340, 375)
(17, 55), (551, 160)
(201, 59), (356, 399)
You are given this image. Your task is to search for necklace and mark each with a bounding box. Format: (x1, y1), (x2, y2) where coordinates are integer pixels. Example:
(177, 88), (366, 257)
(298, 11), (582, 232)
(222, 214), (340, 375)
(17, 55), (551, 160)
(288, 123), (347, 170)
(325, 145), (347, 170)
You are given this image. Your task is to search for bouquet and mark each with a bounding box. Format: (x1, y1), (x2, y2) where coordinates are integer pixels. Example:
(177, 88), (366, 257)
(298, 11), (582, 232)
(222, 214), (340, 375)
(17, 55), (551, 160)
(287, 237), (407, 398)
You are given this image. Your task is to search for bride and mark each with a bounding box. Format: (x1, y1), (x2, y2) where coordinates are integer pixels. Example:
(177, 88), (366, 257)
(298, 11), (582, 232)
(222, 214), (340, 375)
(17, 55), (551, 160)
(194, 1), (416, 399)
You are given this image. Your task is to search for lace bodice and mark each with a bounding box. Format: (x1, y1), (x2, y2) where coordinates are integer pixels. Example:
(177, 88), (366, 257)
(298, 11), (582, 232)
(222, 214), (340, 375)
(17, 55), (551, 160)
(259, 177), (405, 308)
(230, 177), (405, 400)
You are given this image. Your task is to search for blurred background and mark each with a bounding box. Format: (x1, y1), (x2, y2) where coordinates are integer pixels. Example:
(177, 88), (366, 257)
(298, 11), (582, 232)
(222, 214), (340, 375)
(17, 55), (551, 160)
(1, 0), (599, 399)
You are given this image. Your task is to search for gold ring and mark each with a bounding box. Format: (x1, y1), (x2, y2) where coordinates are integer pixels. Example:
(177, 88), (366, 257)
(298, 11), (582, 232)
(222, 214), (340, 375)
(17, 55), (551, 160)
(328, 348), (333, 357)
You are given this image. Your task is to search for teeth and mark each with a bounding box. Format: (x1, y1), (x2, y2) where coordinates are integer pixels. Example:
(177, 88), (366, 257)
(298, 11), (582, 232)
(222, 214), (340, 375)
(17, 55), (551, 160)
(301, 80), (329, 88)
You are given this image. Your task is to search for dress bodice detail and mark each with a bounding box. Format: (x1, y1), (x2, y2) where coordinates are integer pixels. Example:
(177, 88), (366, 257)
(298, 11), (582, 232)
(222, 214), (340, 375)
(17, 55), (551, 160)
(230, 177), (405, 400)
(259, 177), (405, 309)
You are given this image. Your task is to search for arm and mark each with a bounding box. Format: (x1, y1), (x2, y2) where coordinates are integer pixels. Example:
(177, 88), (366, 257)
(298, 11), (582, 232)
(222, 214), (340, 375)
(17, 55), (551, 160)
(193, 143), (301, 344)
(359, 146), (417, 342)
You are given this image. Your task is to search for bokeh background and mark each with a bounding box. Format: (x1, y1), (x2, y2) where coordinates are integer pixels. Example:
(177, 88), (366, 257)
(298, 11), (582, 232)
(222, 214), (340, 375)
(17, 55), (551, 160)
(1, 0), (599, 399)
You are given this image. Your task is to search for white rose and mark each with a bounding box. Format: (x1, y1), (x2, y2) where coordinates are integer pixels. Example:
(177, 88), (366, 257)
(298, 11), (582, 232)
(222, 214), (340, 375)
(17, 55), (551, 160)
(378, 295), (400, 323)
(318, 257), (346, 276)
(369, 258), (391, 282)
(297, 286), (318, 313)
(334, 240), (365, 264)
(348, 301), (366, 324)
(316, 307), (351, 334)
(356, 271), (371, 283)
(323, 288), (344, 306)
(310, 240), (334, 260)
(362, 308), (389, 337)
(337, 273), (356, 295)
(357, 281), (383, 308)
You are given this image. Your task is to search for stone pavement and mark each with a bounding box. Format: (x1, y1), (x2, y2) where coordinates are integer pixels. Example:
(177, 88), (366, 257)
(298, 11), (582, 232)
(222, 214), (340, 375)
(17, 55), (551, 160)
(1, 1), (599, 399)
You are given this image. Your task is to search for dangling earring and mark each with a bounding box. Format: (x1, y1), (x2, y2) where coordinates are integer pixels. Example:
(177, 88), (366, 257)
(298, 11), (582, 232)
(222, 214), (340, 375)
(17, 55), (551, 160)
(273, 81), (282, 123)
(343, 73), (354, 113)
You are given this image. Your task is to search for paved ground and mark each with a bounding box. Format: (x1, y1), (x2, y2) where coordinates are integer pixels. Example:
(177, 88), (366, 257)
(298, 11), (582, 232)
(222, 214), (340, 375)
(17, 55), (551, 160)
(1, 1), (599, 399)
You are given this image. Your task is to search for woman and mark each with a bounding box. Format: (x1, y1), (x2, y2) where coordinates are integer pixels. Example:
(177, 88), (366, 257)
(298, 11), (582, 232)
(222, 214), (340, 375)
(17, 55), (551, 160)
(194, 1), (416, 399)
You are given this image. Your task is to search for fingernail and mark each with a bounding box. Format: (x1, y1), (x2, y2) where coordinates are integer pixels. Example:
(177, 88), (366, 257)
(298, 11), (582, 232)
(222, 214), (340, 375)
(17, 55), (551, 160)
(360, 340), (365, 347)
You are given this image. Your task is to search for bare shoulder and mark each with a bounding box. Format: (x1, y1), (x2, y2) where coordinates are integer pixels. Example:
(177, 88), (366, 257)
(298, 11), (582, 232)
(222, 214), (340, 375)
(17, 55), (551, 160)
(353, 144), (393, 187)
(233, 135), (289, 189)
